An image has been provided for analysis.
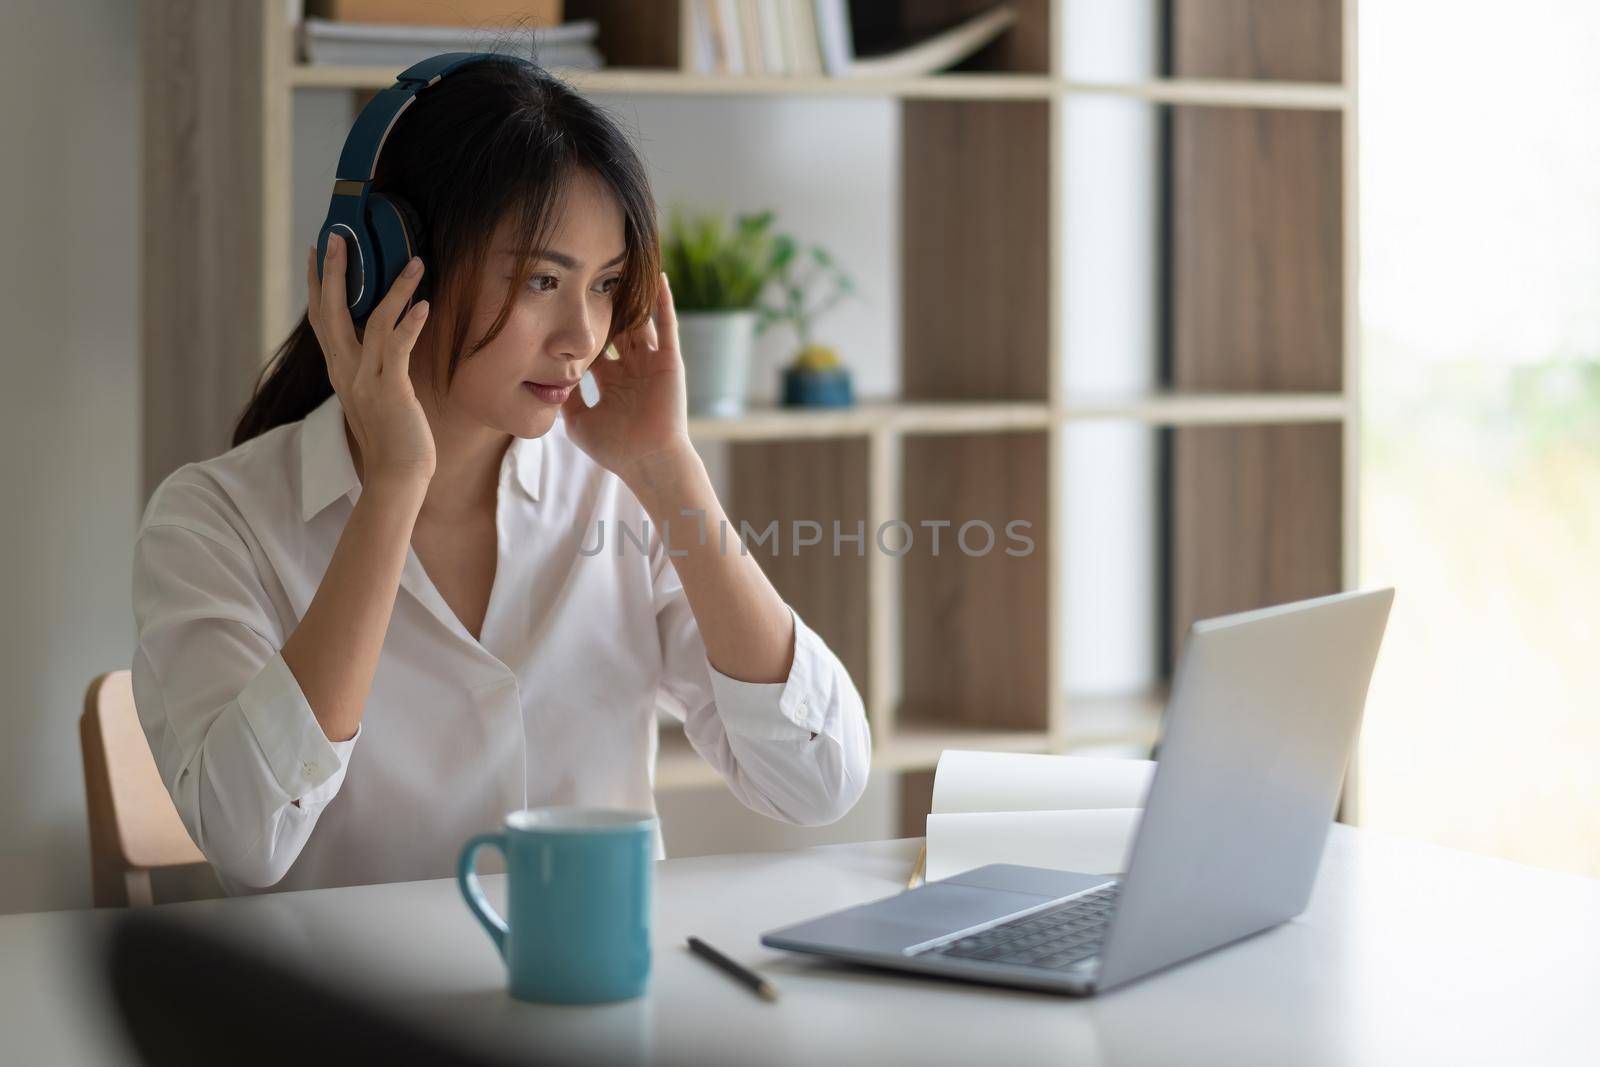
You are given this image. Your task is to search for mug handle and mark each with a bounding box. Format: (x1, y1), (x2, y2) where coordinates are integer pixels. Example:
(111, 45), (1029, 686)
(458, 831), (510, 960)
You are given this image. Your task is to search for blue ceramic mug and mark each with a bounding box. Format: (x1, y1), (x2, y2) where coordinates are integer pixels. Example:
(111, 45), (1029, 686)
(458, 807), (657, 1003)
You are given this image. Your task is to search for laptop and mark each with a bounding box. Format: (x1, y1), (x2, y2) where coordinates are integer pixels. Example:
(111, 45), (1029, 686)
(761, 588), (1394, 996)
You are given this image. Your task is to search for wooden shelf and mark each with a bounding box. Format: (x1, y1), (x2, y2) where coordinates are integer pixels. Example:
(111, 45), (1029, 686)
(290, 65), (1346, 111)
(1061, 391), (1351, 426)
(879, 726), (1057, 770)
(686, 394), (1348, 442)
(290, 64), (1055, 100)
(688, 399), (1051, 441)
(654, 718), (1157, 793)
(1062, 78), (1349, 111)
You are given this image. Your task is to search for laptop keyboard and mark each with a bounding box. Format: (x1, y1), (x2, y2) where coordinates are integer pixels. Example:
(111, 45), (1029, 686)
(925, 883), (1120, 971)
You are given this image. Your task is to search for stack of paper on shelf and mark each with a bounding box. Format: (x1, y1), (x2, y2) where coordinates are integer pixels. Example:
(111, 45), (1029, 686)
(924, 749), (1154, 882)
(301, 17), (601, 69)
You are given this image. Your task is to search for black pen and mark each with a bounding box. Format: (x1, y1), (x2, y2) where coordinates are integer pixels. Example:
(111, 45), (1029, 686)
(686, 936), (780, 1002)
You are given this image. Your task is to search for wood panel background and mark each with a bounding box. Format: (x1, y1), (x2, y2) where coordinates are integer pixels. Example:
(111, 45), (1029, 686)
(902, 101), (1050, 402)
(1169, 106), (1343, 392)
(1165, 1), (1348, 671)
(1171, 0), (1343, 83)
(1170, 424), (1343, 665)
(730, 438), (872, 705)
(900, 432), (1049, 731)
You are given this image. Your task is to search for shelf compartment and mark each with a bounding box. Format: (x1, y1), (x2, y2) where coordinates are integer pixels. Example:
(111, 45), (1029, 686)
(1168, 424), (1344, 669)
(902, 99), (1051, 402)
(727, 437), (872, 703)
(1171, 0), (1344, 84)
(1169, 104), (1345, 393)
(899, 431), (1049, 732)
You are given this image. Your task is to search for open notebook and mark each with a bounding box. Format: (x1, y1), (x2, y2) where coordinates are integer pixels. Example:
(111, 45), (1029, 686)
(922, 750), (1155, 883)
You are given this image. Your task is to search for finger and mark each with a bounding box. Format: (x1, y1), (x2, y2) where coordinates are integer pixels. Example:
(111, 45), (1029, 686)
(319, 233), (360, 358)
(365, 257), (425, 353)
(642, 315), (659, 352)
(307, 245), (345, 389)
(653, 272), (678, 352)
(382, 299), (429, 382)
(305, 245), (320, 326)
(358, 256), (423, 383)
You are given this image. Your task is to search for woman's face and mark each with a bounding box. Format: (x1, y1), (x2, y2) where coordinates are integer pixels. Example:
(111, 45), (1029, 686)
(425, 168), (628, 439)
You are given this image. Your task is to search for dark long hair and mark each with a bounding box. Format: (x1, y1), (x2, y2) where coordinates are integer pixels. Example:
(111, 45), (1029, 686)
(233, 56), (660, 446)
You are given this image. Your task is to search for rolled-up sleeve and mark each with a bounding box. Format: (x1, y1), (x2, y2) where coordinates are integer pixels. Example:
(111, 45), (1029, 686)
(651, 547), (872, 826)
(131, 520), (359, 889)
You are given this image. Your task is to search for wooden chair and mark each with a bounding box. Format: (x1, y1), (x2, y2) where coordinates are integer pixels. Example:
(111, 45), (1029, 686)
(80, 670), (207, 906)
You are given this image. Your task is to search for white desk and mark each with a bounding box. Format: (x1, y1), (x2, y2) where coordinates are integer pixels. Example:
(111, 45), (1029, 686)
(4, 827), (1598, 1066)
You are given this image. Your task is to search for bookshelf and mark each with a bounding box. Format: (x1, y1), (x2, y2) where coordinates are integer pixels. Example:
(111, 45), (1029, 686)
(142, 0), (1359, 835)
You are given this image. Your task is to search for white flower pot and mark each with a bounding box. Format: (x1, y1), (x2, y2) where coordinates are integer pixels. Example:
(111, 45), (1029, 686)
(677, 310), (759, 418)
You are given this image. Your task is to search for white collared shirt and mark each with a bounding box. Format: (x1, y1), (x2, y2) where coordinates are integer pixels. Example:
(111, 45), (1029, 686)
(131, 393), (871, 894)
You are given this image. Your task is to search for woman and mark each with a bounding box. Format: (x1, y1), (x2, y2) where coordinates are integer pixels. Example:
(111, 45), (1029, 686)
(130, 57), (870, 895)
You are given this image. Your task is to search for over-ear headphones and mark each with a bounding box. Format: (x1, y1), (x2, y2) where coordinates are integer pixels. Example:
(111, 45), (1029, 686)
(317, 51), (529, 324)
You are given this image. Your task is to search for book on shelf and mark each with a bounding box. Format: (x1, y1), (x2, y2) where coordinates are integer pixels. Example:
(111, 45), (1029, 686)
(737, 0), (766, 76)
(922, 750), (1153, 883)
(300, 16), (600, 69)
(788, 0), (823, 76)
(690, 1), (1018, 80)
(752, 0), (786, 77)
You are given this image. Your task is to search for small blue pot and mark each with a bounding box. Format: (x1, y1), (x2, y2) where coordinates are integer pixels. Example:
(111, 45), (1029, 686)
(782, 366), (854, 408)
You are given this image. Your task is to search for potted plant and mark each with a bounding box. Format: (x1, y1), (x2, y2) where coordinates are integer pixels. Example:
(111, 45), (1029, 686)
(757, 240), (858, 408)
(660, 207), (785, 417)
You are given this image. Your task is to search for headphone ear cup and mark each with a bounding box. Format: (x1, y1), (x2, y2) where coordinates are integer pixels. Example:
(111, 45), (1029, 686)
(364, 194), (415, 321)
(388, 195), (429, 302)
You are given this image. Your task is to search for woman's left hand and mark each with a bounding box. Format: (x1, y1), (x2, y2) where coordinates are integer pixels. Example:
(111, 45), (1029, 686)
(561, 271), (697, 491)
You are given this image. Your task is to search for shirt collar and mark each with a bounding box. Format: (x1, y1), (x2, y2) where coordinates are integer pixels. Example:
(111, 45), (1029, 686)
(299, 393), (360, 522)
(299, 393), (544, 523)
(508, 430), (543, 503)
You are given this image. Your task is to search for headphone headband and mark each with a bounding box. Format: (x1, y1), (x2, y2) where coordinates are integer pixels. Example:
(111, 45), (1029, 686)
(334, 53), (499, 182)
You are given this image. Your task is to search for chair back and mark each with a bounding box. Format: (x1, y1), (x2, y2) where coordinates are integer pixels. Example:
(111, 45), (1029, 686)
(80, 670), (206, 906)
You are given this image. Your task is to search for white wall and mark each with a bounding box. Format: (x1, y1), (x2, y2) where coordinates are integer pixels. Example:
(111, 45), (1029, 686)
(0, 0), (141, 914)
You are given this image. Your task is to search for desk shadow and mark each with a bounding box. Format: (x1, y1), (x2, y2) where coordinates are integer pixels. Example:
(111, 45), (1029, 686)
(414, 987), (656, 1067)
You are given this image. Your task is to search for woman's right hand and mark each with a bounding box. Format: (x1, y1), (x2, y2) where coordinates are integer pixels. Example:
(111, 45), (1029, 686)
(307, 233), (437, 489)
